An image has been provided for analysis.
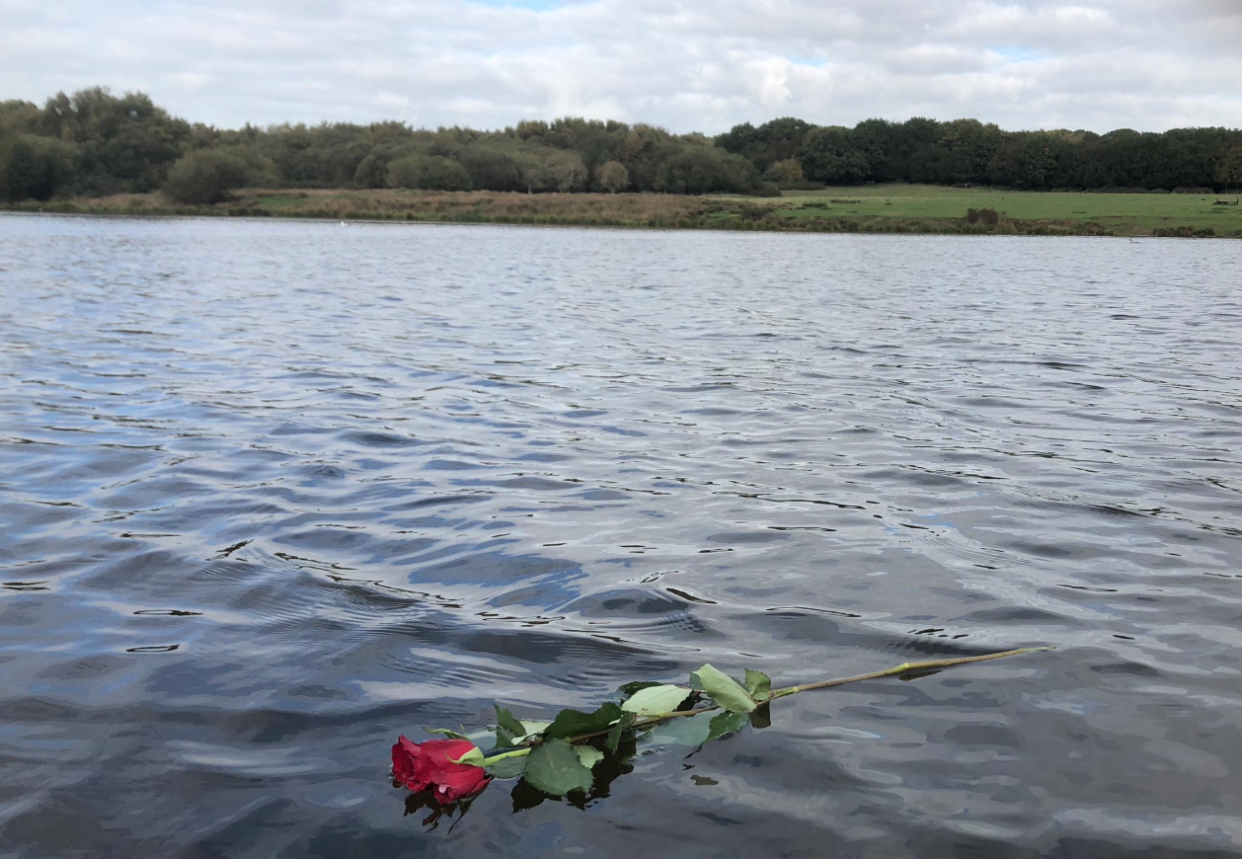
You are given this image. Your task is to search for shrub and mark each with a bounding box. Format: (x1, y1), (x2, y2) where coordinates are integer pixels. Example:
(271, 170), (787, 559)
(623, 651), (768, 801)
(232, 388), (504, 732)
(162, 149), (266, 204)
(762, 158), (804, 186)
(966, 207), (1000, 225)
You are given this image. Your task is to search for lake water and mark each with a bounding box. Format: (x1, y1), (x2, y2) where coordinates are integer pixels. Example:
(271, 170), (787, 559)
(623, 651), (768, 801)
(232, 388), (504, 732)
(2, 213), (1241, 858)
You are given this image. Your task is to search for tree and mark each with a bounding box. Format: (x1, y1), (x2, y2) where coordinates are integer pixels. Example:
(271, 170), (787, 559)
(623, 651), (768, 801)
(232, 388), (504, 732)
(762, 158), (803, 185)
(513, 152), (554, 193)
(797, 127), (870, 184)
(891, 117), (942, 183)
(40, 88), (191, 193)
(715, 123), (756, 157)
(385, 155), (423, 190)
(354, 145), (407, 189)
(387, 155), (473, 191)
(618, 124), (680, 192)
(987, 133), (1056, 189)
(162, 149), (263, 204)
(1, 140), (47, 201)
(655, 146), (758, 195)
(0, 135), (79, 201)
(370, 120), (415, 146)
(937, 119), (1004, 185)
(1045, 131), (1086, 189)
(1095, 129), (1160, 189)
(717, 117), (813, 175)
(458, 147), (523, 192)
(545, 150), (588, 192)
(543, 117), (624, 185)
(10, 83), (1242, 202)
(0, 100), (41, 137)
(1216, 144), (1242, 190)
(852, 119), (896, 181)
(1144, 128), (1223, 190)
(595, 160), (629, 193)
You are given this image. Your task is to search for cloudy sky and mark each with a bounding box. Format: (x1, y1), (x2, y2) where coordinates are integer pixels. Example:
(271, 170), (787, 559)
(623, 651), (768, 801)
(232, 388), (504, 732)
(2, 0), (1241, 134)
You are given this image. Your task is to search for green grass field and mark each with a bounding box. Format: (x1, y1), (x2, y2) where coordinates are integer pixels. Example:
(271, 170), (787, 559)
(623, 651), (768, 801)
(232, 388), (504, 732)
(766, 185), (1242, 236)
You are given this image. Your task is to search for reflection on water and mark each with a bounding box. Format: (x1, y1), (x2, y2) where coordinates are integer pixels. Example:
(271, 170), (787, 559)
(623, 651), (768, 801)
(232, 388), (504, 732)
(1, 214), (1241, 858)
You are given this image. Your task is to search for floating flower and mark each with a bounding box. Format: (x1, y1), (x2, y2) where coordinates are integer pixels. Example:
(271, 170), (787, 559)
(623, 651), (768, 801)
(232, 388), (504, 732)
(391, 647), (1049, 822)
(392, 736), (491, 804)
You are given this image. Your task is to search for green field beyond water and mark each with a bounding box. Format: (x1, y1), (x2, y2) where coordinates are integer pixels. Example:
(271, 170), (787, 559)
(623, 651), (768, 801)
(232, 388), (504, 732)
(768, 185), (1242, 236)
(6, 184), (1241, 237)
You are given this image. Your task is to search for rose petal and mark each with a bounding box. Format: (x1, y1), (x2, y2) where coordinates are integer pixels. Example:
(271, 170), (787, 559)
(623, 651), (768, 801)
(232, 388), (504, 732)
(393, 737), (491, 803)
(392, 735), (430, 791)
(413, 740), (474, 783)
(397, 738), (490, 804)
(432, 766), (491, 804)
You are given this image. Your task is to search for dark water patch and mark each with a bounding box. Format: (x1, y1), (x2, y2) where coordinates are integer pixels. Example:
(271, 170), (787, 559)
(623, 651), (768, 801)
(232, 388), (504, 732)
(338, 430), (426, 449)
(706, 530), (786, 545)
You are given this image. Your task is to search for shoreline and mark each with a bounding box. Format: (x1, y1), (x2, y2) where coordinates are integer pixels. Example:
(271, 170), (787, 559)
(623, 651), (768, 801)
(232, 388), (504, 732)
(7, 208), (1239, 241)
(3, 187), (1239, 239)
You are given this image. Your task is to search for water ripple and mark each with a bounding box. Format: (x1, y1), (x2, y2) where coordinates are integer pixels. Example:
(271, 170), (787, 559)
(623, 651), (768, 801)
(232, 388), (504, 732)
(1, 215), (1240, 857)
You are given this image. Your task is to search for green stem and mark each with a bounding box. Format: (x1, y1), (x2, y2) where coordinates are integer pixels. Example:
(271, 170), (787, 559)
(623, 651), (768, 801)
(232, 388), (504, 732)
(479, 748), (532, 767)
(768, 646), (1051, 700)
(571, 646), (1050, 744)
(487, 646), (1051, 761)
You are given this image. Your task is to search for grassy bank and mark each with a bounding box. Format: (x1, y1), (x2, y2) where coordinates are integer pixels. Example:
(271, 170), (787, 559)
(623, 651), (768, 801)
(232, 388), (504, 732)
(5, 185), (1240, 237)
(772, 185), (1242, 237)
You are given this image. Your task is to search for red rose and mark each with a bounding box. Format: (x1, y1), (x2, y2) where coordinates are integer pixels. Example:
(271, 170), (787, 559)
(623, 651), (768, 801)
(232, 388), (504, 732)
(392, 736), (491, 804)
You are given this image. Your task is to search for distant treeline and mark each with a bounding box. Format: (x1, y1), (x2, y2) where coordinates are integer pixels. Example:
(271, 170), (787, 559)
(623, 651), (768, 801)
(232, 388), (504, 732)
(2, 87), (1241, 204)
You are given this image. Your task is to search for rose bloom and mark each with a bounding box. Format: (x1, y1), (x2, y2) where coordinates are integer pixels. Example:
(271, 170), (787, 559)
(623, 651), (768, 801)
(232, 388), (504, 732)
(392, 736), (491, 804)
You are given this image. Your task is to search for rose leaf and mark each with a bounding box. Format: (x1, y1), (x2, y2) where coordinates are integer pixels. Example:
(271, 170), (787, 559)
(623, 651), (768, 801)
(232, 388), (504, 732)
(544, 702), (624, 741)
(645, 711), (715, 748)
(487, 755), (529, 780)
(706, 711), (750, 743)
(606, 712), (636, 753)
(690, 665), (757, 713)
(744, 669), (772, 701)
(495, 705), (528, 747)
(524, 739), (595, 796)
(574, 746), (605, 770)
(621, 684), (692, 717)
(618, 681), (665, 696)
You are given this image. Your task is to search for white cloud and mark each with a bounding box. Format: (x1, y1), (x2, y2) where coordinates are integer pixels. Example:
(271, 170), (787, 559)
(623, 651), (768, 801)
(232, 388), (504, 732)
(745, 58), (794, 110)
(0, 0), (1239, 133)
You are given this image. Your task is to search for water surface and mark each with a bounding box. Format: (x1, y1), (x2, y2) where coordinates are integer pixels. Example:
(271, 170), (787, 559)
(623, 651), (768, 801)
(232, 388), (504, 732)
(2, 214), (1241, 858)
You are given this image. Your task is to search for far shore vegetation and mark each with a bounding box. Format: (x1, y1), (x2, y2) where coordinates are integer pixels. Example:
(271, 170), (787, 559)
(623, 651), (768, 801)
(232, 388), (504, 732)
(2, 87), (1241, 237)
(10, 185), (1239, 238)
